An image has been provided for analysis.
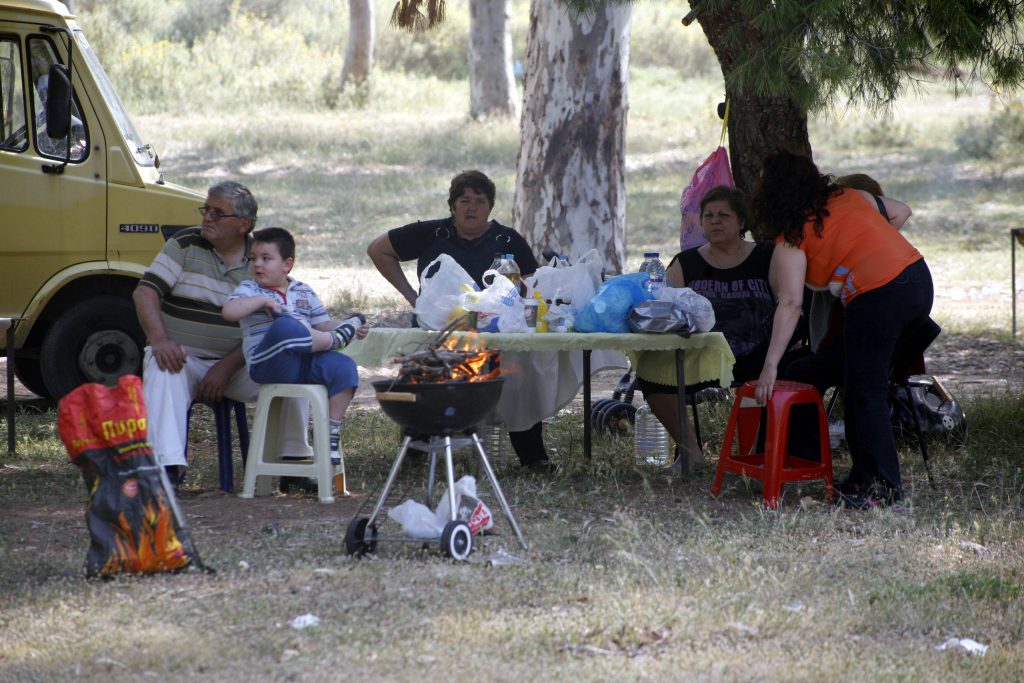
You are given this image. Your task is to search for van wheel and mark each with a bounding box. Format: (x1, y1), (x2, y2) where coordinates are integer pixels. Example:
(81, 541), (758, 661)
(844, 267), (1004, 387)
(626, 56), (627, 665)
(40, 296), (144, 399)
(12, 356), (51, 399)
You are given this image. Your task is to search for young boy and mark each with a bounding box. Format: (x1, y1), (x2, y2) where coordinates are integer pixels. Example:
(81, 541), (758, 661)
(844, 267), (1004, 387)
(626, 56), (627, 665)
(223, 227), (369, 467)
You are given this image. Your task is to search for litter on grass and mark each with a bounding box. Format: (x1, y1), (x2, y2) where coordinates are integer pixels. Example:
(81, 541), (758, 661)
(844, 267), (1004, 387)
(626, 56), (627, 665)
(290, 614), (320, 630)
(936, 638), (988, 655)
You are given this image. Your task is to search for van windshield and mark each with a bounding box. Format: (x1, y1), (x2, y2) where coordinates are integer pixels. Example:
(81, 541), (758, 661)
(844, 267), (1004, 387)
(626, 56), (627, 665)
(73, 29), (154, 167)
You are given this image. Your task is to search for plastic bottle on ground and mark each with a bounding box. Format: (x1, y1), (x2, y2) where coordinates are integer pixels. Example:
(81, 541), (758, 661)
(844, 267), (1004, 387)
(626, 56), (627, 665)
(483, 420), (508, 464)
(634, 401), (670, 465)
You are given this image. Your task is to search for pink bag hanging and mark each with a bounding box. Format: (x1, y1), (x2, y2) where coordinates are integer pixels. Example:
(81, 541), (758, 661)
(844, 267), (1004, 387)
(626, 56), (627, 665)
(679, 102), (735, 251)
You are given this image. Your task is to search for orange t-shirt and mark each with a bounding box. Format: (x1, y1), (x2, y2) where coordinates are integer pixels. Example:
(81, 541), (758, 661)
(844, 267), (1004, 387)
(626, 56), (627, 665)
(778, 189), (921, 305)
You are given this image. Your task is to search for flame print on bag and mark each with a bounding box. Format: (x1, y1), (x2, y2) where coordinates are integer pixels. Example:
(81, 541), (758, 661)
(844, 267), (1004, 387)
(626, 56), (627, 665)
(58, 375), (201, 577)
(100, 495), (189, 575)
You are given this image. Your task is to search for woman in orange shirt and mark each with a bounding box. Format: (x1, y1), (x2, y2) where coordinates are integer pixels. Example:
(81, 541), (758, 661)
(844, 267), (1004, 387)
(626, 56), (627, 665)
(750, 150), (933, 508)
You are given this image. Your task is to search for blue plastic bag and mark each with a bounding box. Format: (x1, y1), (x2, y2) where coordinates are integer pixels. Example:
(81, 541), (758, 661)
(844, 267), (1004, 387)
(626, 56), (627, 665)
(575, 273), (653, 333)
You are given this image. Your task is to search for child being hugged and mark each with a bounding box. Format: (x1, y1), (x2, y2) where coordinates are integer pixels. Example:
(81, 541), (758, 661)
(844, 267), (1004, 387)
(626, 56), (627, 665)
(223, 227), (369, 465)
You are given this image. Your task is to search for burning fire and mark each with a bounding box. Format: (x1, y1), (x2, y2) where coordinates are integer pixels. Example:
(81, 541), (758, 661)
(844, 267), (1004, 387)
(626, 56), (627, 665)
(395, 330), (500, 383)
(440, 332), (500, 382)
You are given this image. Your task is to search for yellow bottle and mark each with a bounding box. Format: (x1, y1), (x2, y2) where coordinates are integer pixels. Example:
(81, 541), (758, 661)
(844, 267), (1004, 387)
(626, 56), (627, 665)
(533, 292), (549, 333)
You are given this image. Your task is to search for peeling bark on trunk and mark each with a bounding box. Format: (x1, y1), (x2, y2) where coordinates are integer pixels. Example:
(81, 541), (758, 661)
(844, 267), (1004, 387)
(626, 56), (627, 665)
(692, 2), (811, 193)
(469, 0), (518, 119)
(341, 0), (375, 89)
(514, 0), (631, 274)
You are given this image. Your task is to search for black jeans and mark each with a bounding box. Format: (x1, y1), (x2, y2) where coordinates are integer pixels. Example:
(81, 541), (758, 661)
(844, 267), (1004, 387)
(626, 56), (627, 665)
(842, 259), (933, 492)
(509, 421), (547, 465)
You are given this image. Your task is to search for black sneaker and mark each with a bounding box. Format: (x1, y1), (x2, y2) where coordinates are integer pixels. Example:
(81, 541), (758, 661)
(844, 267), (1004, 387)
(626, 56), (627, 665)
(835, 481), (903, 509)
(523, 458), (557, 474)
(835, 476), (868, 497)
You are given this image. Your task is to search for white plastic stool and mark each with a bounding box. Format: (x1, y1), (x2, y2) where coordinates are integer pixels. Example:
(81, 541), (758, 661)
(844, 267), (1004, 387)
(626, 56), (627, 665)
(239, 383), (346, 503)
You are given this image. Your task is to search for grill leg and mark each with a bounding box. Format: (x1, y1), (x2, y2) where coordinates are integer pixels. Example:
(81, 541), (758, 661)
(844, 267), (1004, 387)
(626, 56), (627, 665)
(443, 436), (458, 525)
(471, 432), (528, 550)
(366, 436), (413, 528)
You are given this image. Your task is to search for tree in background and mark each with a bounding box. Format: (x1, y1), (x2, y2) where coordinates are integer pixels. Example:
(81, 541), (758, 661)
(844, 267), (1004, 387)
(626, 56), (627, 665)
(341, 0), (375, 90)
(469, 0), (519, 119)
(515, 0), (631, 272)
(564, 0), (1024, 194)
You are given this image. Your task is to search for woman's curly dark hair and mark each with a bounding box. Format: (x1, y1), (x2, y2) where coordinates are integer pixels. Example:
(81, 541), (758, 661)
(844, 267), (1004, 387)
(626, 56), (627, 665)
(750, 150), (841, 246)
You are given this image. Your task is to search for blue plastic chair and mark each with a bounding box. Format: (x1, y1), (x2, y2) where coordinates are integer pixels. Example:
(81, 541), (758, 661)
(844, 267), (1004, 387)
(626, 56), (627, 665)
(185, 399), (250, 492)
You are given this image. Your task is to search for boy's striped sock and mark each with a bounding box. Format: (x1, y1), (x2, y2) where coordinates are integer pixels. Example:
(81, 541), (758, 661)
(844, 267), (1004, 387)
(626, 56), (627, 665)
(330, 418), (342, 466)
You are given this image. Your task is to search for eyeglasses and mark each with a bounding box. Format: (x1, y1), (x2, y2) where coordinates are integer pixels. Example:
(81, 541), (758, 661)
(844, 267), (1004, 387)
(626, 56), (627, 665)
(197, 205), (240, 221)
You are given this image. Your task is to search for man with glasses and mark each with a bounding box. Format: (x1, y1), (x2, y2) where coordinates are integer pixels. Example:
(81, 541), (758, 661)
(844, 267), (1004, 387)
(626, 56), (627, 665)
(133, 180), (310, 483)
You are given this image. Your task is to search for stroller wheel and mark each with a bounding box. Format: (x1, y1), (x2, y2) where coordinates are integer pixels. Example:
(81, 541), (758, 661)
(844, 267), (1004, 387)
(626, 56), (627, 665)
(594, 399), (622, 433)
(603, 402), (637, 436)
(440, 520), (473, 561)
(345, 516), (378, 557)
(592, 399), (617, 432)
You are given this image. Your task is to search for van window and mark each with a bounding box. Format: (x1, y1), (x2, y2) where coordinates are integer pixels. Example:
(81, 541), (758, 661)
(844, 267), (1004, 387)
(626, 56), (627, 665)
(0, 37), (28, 152)
(28, 36), (87, 161)
(74, 30), (153, 166)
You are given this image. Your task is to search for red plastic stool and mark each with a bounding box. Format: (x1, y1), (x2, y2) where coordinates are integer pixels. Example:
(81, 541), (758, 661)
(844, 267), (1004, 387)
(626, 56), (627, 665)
(711, 380), (834, 508)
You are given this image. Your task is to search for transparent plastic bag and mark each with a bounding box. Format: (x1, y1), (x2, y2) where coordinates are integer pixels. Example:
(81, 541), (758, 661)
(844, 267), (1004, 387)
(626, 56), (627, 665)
(657, 286), (716, 332)
(388, 499), (441, 539)
(434, 475), (494, 534)
(461, 270), (526, 332)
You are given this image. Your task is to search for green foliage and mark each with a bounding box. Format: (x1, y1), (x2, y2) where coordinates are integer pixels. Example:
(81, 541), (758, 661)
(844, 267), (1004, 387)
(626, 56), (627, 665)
(624, 1), (719, 78)
(954, 389), (1024, 481)
(77, 0), (340, 113)
(956, 97), (1024, 159)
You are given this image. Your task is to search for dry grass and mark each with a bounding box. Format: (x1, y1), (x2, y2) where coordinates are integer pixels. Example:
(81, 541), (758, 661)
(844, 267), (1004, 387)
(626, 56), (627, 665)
(2, 399), (1023, 681)
(3, 43), (1024, 681)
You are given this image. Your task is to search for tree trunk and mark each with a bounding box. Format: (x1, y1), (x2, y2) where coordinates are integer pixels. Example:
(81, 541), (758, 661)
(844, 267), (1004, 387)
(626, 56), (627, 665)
(692, 3), (811, 194)
(515, 0), (631, 274)
(469, 0), (518, 119)
(341, 0), (375, 89)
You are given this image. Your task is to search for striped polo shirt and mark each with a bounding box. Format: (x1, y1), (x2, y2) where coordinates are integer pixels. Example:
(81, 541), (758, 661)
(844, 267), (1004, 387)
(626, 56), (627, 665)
(138, 227), (250, 358)
(226, 277), (331, 364)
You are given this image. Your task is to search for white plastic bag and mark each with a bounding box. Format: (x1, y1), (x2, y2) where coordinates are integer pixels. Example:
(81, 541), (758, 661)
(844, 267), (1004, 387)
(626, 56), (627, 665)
(388, 499), (441, 539)
(461, 270), (526, 332)
(434, 475), (494, 534)
(526, 262), (596, 311)
(657, 286), (716, 332)
(415, 254), (476, 330)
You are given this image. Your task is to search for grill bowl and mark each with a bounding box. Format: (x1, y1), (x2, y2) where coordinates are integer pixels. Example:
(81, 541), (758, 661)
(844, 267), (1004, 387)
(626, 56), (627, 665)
(373, 378), (505, 435)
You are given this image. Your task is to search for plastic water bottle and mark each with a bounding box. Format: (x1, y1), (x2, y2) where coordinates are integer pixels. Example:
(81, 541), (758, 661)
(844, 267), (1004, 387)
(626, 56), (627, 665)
(644, 252), (665, 297)
(488, 252), (505, 273)
(499, 253), (523, 296)
(483, 420), (508, 464)
(634, 401), (670, 465)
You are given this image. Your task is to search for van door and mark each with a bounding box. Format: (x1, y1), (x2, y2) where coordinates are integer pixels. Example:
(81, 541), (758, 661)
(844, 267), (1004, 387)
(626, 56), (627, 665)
(0, 26), (105, 319)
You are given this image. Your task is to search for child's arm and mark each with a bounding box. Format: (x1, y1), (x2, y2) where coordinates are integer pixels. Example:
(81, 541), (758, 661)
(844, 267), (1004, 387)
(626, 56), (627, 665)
(223, 296), (281, 322)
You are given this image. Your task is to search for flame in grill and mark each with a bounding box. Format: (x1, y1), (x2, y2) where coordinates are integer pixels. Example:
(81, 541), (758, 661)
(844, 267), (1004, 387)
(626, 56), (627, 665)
(440, 332), (499, 382)
(395, 330), (500, 383)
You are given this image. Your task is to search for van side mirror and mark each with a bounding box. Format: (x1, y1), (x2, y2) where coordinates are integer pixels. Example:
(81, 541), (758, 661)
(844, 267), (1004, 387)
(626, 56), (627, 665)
(45, 64), (72, 139)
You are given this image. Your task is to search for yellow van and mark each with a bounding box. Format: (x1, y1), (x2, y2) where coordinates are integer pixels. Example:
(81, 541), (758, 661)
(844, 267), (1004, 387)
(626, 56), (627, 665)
(1, 0), (200, 398)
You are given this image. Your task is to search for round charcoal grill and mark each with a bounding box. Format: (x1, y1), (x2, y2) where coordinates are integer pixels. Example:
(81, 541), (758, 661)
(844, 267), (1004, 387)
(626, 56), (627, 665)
(372, 378), (504, 435)
(348, 377), (526, 561)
